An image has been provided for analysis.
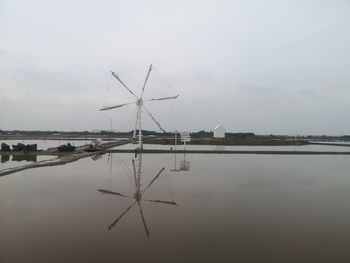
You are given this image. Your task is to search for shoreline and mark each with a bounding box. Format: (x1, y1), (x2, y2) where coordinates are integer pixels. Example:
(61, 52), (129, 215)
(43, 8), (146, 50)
(0, 135), (309, 146)
(1, 149), (350, 157)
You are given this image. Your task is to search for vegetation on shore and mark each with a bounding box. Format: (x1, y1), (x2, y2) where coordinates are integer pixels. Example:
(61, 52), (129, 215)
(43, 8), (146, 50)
(1, 129), (349, 147)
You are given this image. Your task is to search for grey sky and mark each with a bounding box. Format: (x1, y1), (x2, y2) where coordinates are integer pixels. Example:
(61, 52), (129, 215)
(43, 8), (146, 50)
(0, 0), (349, 135)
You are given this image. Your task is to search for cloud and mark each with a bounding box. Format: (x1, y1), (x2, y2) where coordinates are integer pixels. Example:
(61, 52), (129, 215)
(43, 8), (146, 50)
(237, 84), (286, 95)
(0, 0), (350, 134)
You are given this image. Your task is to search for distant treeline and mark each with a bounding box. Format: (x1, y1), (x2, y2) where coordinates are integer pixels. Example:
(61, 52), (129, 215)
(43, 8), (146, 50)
(189, 130), (255, 138)
(0, 129), (349, 141)
(0, 129), (254, 138)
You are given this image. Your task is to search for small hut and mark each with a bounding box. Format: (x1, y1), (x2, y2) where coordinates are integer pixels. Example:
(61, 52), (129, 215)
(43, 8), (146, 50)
(213, 125), (226, 138)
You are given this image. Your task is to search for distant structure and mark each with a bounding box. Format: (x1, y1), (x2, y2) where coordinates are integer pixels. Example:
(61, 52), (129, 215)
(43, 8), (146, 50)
(213, 125), (226, 138)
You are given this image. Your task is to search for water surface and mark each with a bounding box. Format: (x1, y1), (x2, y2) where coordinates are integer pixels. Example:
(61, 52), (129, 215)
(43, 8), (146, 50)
(1, 150), (350, 262)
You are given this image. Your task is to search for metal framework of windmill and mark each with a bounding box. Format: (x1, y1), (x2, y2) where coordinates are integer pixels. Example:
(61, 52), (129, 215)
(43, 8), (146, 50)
(100, 64), (179, 149)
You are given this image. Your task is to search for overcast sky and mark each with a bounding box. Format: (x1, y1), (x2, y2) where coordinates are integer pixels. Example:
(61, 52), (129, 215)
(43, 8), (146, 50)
(0, 0), (349, 135)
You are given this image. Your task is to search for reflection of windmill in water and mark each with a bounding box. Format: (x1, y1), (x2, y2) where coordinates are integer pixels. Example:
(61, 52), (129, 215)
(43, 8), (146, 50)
(97, 151), (177, 238)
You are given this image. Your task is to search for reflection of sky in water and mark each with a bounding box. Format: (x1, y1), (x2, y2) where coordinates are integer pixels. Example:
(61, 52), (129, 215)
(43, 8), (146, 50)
(116, 142), (350, 152)
(1, 150), (350, 262)
(0, 155), (56, 170)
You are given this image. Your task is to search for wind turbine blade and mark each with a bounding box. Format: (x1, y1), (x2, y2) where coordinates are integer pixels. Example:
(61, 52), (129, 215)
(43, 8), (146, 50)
(97, 189), (133, 199)
(99, 101), (135, 111)
(138, 202), (150, 238)
(111, 71), (139, 99)
(144, 199), (178, 206)
(142, 105), (166, 133)
(142, 167), (165, 194)
(140, 64), (152, 99)
(145, 95), (179, 101)
(108, 201), (137, 230)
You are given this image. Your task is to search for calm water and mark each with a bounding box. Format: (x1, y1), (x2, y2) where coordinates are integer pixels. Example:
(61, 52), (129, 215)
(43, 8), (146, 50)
(118, 142), (350, 152)
(1, 144), (350, 262)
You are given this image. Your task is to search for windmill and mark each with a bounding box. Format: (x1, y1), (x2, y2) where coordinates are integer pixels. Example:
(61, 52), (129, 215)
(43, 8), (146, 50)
(98, 151), (177, 238)
(100, 64), (179, 148)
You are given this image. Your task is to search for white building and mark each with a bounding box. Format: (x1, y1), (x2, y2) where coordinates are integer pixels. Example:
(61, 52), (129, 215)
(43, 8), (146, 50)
(213, 125), (226, 138)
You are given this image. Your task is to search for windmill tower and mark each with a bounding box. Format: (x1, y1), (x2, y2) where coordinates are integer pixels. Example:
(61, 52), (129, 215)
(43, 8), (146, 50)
(100, 64), (178, 149)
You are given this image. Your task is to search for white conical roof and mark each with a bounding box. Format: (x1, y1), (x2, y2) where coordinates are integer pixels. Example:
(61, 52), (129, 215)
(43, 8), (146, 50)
(214, 125), (225, 130)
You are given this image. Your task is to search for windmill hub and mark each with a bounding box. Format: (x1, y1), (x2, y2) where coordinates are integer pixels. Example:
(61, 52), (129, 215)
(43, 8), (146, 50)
(136, 99), (143, 107)
(134, 191), (142, 201)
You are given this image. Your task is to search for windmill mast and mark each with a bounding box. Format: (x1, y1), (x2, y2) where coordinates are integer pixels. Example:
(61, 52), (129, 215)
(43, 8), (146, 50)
(136, 99), (143, 149)
(136, 63), (152, 149)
